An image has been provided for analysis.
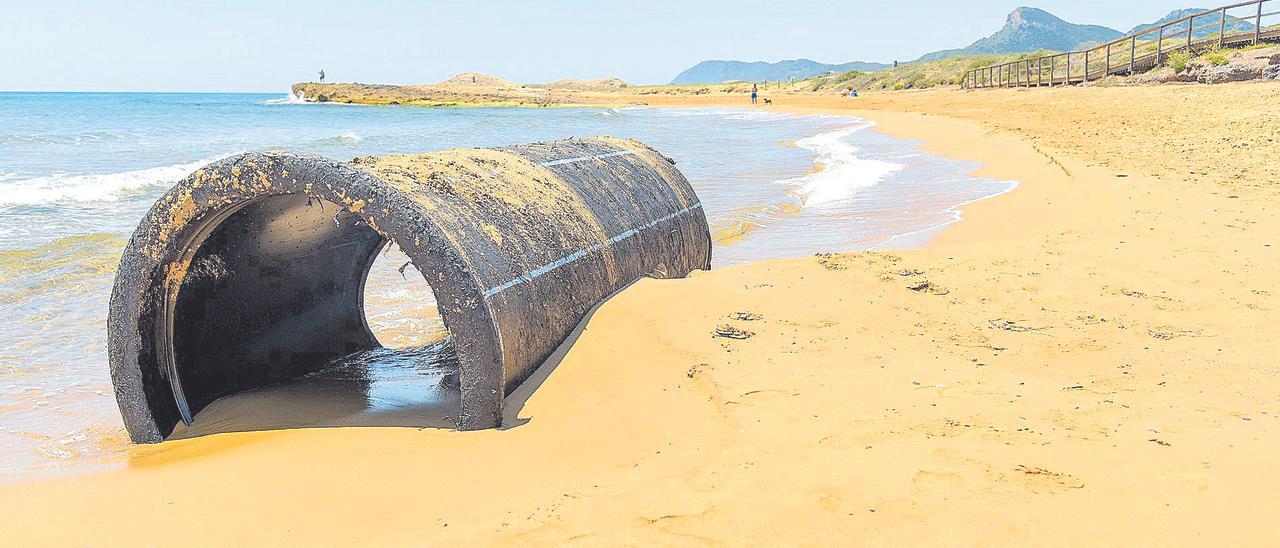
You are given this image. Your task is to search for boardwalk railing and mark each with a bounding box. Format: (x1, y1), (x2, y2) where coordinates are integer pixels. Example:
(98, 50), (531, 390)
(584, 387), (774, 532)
(963, 0), (1280, 88)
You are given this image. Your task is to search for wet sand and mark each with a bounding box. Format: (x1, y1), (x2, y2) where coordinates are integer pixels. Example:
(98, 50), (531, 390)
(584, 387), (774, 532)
(2, 83), (1279, 544)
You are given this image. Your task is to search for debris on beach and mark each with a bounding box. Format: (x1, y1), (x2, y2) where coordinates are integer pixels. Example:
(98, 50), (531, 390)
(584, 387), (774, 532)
(687, 363), (708, 379)
(731, 311), (762, 321)
(1014, 465), (1085, 492)
(906, 279), (949, 295)
(714, 324), (754, 340)
(814, 252), (851, 270)
(987, 318), (1048, 332)
(1146, 326), (1205, 340)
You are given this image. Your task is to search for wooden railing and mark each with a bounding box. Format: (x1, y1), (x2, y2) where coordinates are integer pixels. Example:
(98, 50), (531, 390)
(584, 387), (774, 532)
(963, 0), (1280, 88)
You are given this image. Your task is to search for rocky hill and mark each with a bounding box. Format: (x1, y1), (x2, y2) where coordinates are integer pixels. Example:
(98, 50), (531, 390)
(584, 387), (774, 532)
(1128, 8), (1256, 38)
(670, 59), (889, 84)
(917, 7), (1122, 61)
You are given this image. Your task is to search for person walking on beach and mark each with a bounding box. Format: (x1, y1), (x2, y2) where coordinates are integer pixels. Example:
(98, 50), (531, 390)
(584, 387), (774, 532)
(319, 69), (325, 83)
(751, 83), (758, 105)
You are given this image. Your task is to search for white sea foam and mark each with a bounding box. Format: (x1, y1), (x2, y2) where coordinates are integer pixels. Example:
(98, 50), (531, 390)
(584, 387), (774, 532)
(306, 131), (364, 147)
(262, 90), (309, 105)
(0, 154), (235, 206)
(782, 124), (902, 207)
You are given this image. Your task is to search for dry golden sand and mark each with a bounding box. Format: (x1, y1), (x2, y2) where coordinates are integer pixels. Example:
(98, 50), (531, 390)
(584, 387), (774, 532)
(3, 84), (1280, 545)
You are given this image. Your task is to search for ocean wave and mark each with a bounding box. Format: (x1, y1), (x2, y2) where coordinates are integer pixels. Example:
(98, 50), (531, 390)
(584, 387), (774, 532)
(310, 131), (363, 146)
(0, 131), (132, 147)
(782, 125), (902, 208)
(262, 91), (309, 105)
(646, 107), (796, 122)
(0, 154), (234, 206)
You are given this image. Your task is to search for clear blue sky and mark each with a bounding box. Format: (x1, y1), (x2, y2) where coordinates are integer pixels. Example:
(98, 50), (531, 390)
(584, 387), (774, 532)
(2, 0), (1193, 92)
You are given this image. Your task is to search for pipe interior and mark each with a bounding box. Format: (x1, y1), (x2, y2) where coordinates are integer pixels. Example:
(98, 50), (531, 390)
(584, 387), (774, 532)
(164, 193), (459, 438)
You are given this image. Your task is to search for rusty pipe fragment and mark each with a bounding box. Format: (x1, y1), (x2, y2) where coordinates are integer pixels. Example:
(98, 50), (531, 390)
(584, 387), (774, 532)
(108, 137), (712, 442)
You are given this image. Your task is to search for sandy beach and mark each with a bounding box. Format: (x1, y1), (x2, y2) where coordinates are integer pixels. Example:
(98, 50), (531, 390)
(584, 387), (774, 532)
(2, 82), (1278, 545)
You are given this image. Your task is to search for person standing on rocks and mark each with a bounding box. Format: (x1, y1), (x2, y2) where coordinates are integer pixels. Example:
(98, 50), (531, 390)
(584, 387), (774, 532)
(319, 69), (326, 83)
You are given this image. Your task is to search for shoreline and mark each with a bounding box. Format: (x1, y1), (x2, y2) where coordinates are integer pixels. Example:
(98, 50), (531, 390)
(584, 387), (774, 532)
(706, 110), (1012, 258)
(2, 84), (1278, 544)
(0, 104), (995, 484)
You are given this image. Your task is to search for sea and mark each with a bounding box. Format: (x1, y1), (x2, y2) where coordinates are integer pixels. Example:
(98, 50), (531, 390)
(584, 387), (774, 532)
(0, 92), (1014, 481)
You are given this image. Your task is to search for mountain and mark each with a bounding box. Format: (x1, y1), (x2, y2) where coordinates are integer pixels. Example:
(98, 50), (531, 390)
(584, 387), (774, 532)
(916, 7), (1123, 62)
(670, 59), (890, 84)
(1127, 8), (1255, 38)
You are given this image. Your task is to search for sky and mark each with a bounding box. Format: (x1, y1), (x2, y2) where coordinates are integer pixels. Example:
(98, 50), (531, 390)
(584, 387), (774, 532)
(1, 0), (1198, 92)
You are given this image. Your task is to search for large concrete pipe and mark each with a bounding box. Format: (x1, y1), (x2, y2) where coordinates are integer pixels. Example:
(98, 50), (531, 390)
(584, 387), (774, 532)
(108, 137), (712, 443)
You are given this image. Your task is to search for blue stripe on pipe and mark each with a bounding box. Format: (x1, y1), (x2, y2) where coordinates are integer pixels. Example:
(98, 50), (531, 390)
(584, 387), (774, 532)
(483, 202), (703, 298)
(538, 150), (635, 167)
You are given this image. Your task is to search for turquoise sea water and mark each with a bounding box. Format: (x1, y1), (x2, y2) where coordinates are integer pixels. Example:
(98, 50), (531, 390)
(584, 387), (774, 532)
(0, 92), (1013, 480)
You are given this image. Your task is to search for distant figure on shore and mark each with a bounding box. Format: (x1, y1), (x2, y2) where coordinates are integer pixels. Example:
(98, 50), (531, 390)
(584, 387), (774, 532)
(893, 60), (898, 68)
(319, 70), (325, 83)
(751, 83), (758, 105)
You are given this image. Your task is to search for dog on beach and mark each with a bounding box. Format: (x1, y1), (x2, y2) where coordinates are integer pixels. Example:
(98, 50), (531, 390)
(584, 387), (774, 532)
(763, 98), (772, 105)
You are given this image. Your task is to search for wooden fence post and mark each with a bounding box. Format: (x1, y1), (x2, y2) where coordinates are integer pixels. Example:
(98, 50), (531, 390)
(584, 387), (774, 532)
(1084, 49), (1090, 82)
(1256, 1), (1264, 44)
(1130, 36), (1136, 73)
(1106, 42), (1112, 76)
(1065, 52), (1072, 83)
(1219, 7), (1227, 48)
(1187, 15), (1194, 51)
(1157, 26), (1164, 65)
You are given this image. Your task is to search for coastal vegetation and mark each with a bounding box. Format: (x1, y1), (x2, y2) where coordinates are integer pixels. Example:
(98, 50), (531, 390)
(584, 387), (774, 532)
(791, 51), (1059, 91)
(292, 40), (1280, 109)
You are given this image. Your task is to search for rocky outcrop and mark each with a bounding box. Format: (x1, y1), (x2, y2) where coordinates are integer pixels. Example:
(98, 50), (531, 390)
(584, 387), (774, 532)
(1181, 46), (1280, 83)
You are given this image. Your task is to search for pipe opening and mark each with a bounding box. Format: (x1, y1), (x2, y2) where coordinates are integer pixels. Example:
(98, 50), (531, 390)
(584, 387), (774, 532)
(111, 143), (713, 442)
(363, 242), (450, 350)
(163, 193), (459, 439)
